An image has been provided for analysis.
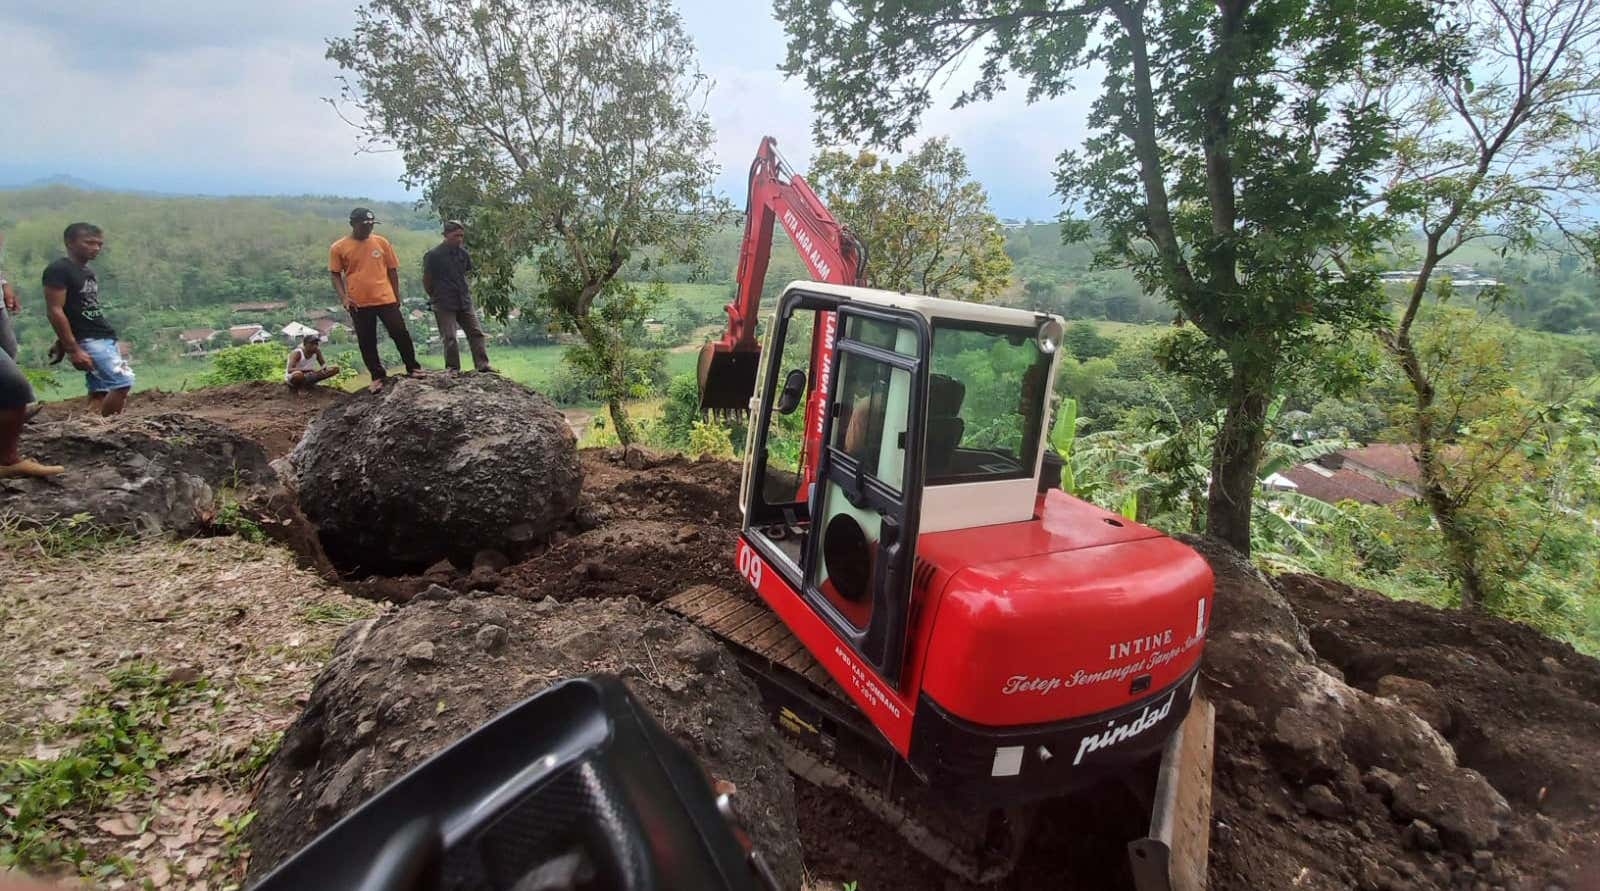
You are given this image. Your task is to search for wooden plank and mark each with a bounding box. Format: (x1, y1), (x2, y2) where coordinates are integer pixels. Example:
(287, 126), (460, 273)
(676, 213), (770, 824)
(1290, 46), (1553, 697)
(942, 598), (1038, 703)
(665, 585), (730, 618)
(767, 636), (808, 665)
(727, 614), (782, 647)
(710, 602), (770, 637)
(748, 622), (798, 656)
(1129, 694), (1215, 891)
(697, 595), (751, 627)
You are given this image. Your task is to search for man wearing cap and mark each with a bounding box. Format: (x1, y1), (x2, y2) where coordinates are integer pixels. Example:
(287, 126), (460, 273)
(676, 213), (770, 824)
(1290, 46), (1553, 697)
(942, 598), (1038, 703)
(330, 207), (423, 392)
(422, 220), (495, 373)
(285, 333), (340, 390)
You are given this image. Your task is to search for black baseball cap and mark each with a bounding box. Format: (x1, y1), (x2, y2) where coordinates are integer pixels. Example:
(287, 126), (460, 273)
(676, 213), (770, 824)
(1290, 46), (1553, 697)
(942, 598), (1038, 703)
(350, 207), (379, 224)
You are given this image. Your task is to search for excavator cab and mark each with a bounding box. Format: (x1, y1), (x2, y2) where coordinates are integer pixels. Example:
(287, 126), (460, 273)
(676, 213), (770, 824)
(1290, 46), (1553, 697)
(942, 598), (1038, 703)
(690, 281), (1216, 884)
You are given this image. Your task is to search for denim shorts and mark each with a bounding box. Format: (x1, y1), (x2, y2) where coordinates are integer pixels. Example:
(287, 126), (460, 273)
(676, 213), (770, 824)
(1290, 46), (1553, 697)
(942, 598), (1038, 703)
(81, 337), (135, 394)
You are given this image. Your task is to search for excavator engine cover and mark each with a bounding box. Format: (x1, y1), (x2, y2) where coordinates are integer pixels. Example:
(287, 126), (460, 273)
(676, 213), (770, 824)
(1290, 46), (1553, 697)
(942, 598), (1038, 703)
(698, 342), (762, 412)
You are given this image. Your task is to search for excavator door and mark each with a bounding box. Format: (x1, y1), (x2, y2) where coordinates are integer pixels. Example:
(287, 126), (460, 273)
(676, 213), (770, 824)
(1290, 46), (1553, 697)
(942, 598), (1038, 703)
(742, 290), (929, 690)
(805, 305), (928, 686)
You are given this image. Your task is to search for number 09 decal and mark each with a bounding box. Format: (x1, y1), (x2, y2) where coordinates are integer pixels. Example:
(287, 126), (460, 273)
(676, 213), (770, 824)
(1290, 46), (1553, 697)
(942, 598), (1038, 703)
(737, 541), (763, 588)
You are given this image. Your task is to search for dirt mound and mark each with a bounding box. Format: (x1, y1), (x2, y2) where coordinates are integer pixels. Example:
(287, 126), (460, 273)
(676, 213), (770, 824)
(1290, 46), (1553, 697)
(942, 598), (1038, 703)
(1, 412), (275, 535)
(245, 594), (804, 889)
(291, 374), (581, 575)
(496, 448), (745, 601)
(1280, 574), (1600, 876)
(38, 380), (347, 459)
(1191, 539), (1597, 891)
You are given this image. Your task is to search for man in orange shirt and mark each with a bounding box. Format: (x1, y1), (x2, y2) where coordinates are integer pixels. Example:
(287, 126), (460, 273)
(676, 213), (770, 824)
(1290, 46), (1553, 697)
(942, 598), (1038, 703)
(329, 207), (423, 392)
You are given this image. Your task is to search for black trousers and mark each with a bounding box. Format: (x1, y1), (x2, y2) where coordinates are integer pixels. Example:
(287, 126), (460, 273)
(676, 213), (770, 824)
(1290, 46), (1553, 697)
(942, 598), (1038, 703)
(351, 302), (421, 379)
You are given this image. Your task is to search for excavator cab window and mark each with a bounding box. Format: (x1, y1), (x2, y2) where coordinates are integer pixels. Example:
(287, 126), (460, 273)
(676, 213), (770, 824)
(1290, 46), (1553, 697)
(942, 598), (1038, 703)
(744, 292), (927, 687)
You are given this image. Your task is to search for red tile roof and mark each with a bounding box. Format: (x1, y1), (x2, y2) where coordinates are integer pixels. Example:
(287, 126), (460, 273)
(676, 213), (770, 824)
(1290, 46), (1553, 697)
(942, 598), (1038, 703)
(1336, 443), (1421, 484)
(1280, 463), (1410, 506)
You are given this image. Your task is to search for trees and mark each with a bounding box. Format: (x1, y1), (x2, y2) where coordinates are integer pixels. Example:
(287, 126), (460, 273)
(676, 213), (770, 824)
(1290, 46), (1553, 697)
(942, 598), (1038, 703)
(1370, 0), (1600, 607)
(327, 0), (721, 444)
(778, 0), (1450, 553)
(807, 138), (1012, 301)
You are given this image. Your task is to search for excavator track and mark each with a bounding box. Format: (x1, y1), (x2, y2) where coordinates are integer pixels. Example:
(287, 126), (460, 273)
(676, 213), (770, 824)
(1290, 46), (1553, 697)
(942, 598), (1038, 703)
(664, 585), (1028, 884)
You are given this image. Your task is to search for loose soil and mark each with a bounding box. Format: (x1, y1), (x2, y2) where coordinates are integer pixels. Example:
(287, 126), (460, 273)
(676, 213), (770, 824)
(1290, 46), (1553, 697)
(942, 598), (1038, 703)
(37, 381), (346, 460)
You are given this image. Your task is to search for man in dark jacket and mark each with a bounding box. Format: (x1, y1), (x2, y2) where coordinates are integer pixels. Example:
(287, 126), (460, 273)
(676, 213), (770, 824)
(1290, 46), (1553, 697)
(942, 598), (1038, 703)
(422, 220), (494, 373)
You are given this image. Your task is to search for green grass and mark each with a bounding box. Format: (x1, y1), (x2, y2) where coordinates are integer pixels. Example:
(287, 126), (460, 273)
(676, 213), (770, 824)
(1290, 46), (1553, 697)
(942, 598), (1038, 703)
(0, 514), (129, 559)
(0, 662), (211, 873)
(301, 601), (378, 625)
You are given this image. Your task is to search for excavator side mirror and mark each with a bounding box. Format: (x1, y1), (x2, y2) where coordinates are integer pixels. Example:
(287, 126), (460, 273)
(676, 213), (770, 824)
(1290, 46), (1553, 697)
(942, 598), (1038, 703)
(776, 369), (807, 415)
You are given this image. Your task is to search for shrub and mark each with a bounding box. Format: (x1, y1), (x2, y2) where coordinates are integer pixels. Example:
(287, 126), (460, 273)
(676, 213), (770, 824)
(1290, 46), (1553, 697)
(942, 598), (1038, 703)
(204, 343), (284, 386)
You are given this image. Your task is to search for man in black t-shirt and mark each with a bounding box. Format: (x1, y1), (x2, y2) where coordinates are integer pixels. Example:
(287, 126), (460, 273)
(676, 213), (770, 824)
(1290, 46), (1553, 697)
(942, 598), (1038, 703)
(422, 220), (495, 373)
(42, 222), (133, 416)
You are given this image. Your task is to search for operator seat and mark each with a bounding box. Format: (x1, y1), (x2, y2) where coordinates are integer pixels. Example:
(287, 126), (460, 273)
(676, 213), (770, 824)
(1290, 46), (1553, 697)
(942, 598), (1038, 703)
(925, 373), (966, 477)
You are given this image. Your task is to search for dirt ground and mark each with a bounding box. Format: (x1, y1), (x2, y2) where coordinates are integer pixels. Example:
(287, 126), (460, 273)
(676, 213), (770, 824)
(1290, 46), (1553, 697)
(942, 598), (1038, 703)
(9, 386), (1600, 890)
(0, 534), (376, 889)
(36, 382), (345, 460)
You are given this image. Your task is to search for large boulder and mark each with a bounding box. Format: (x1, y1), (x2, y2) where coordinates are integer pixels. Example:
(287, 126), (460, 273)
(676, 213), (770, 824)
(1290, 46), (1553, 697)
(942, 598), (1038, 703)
(246, 594), (804, 889)
(0, 412), (274, 535)
(291, 374), (581, 574)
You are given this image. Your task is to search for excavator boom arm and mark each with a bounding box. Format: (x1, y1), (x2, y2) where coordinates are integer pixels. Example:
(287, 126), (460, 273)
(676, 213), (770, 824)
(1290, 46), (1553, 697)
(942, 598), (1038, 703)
(697, 137), (862, 411)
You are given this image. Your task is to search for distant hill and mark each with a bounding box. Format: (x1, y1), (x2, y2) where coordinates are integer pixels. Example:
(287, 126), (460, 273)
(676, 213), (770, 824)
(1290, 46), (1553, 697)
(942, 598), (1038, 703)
(5, 174), (111, 191)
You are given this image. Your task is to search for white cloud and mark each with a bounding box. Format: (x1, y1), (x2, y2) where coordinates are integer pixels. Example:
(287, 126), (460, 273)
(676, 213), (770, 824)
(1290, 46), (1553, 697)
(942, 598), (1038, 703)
(0, 0), (1102, 217)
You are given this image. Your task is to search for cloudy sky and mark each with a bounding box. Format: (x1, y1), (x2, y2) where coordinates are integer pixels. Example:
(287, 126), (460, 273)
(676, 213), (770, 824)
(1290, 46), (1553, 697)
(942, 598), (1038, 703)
(0, 1), (1098, 219)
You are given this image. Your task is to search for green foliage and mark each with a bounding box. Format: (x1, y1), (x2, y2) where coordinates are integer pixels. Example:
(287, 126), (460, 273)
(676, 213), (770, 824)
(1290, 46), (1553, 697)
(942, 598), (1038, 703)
(0, 662), (209, 871)
(301, 601), (377, 625)
(557, 283), (669, 436)
(652, 374), (705, 451)
(1062, 322), (1115, 360)
(687, 419), (736, 459)
(777, 0), (1453, 552)
(0, 187), (437, 369)
(212, 491), (267, 543)
(809, 138), (1012, 300)
(204, 343), (285, 386)
(0, 513), (127, 559)
(328, 0), (724, 445)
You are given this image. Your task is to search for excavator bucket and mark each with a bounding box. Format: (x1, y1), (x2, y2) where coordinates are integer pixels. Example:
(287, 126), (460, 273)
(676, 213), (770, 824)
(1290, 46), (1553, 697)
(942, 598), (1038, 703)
(1129, 693), (1216, 891)
(698, 341), (762, 413)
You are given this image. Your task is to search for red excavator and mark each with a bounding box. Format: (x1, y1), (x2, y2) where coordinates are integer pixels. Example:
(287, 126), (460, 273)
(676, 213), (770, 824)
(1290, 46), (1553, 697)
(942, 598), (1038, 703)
(681, 137), (1216, 888)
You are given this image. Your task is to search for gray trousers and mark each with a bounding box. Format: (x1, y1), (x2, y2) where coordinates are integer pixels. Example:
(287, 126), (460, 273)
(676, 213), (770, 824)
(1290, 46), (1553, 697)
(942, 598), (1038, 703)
(0, 308), (32, 409)
(434, 304), (491, 371)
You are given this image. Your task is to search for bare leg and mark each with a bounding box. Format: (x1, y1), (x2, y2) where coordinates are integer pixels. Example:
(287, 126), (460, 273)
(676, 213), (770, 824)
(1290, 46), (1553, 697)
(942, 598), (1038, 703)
(88, 392), (106, 415)
(101, 387), (130, 416)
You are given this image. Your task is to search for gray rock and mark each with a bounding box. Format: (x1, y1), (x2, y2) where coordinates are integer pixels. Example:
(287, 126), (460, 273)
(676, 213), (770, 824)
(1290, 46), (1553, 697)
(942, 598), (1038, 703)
(475, 624), (508, 654)
(1, 413), (274, 535)
(292, 375), (581, 573)
(404, 641), (436, 665)
(1363, 767), (1403, 803)
(1403, 819), (1442, 852)
(1304, 784), (1344, 819)
(1375, 675), (1451, 734)
(315, 748), (370, 817)
(416, 584), (456, 602)
(247, 596), (804, 890)
(1392, 772), (1507, 852)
